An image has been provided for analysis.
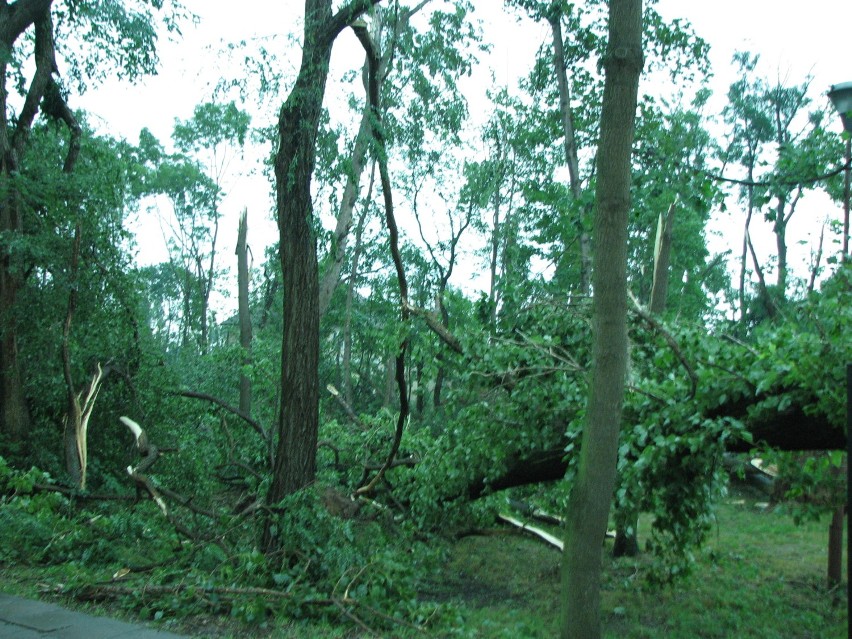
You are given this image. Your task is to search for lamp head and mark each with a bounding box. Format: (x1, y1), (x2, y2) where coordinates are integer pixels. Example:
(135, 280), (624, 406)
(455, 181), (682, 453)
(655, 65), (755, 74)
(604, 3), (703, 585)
(829, 81), (852, 133)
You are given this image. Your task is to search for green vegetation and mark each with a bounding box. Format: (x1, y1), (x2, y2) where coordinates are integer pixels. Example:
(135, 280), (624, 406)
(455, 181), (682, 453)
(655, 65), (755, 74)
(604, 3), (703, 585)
(0, 1), (848, 637)
(0, 468), (845, 638)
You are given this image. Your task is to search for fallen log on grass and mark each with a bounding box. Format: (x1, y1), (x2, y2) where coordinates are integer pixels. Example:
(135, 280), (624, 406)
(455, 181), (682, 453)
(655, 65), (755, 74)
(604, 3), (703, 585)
(498, 513), (563, 551)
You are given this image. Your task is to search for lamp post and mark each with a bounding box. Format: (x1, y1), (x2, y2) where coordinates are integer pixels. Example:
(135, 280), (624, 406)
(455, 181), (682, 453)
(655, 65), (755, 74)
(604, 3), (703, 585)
(828, 81), (852, 262)
(827, 79), (852, 619)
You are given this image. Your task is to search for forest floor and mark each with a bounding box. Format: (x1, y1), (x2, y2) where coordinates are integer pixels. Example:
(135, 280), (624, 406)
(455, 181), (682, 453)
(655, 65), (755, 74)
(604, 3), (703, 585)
(420, 482), (848, 638)
(0, 482), (847, 638)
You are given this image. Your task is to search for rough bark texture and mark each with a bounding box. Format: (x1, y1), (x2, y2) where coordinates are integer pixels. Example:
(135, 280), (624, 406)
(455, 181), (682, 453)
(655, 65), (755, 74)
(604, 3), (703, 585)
(264, 0), (381, 551)
(559, 2), (643, 638)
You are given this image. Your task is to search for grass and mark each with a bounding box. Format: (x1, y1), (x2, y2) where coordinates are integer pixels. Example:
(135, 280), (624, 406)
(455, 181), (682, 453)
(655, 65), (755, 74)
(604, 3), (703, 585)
(416, 483), (847, 638)
(0, 483), (847, 638)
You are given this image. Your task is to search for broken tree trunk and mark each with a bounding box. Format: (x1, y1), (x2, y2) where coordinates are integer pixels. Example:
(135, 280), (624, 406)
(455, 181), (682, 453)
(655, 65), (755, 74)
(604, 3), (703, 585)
(236, 209), (252, 417)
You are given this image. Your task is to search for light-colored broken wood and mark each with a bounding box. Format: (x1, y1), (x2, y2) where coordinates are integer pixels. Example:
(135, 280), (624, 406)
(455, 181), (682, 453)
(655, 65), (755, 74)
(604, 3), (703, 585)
(498, 513), (564, 551)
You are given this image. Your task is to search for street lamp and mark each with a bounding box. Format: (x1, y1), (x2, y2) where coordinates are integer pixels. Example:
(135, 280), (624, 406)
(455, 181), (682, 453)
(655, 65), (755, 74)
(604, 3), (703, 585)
(827, 80), (852, 623)
(828, 82), (852, 261)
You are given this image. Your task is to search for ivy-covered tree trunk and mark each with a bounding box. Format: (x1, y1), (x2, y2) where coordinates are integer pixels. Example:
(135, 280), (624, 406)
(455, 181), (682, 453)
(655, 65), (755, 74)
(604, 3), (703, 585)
(559, 1), (643, 637)
(264, 0), (381, 551)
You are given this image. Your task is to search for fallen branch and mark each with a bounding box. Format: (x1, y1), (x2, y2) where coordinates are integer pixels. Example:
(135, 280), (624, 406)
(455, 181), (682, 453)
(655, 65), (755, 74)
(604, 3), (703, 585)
(120, 416), (166, 515)
(178, 390), (268, 442)
(327, 384), (369, 431)
(506, 498), (564, 526)
(404, 301), (464, 355)
(497, 513), (563, 551)
(119, 417), (222, 541)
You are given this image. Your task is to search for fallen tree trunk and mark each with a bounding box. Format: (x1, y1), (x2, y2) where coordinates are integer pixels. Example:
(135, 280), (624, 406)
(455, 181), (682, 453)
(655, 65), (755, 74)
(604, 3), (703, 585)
(467, 399), (844, 500)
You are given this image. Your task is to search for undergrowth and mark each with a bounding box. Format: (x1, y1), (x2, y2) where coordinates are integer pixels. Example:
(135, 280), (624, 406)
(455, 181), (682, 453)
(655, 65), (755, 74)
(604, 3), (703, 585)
(0, 455), (846, 638)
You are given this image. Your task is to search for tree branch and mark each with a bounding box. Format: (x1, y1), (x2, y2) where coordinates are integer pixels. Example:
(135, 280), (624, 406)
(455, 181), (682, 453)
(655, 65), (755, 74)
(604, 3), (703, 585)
(351, 19), (409, 496)
(177, 390), (268, 442)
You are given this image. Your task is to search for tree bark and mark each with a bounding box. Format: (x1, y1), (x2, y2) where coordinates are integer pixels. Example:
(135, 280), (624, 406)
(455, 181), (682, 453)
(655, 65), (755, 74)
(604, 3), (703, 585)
(342, 193), (371, 408)
(559, 2), (643, 638)
(236, 209), (252, 417)
(548, 11), (591, 295)
(264, 0), (381, 551)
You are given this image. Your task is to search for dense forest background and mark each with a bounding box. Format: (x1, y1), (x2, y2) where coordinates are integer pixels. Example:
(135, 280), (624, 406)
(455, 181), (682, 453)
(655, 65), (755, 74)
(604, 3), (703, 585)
(0, 1), (849, 637)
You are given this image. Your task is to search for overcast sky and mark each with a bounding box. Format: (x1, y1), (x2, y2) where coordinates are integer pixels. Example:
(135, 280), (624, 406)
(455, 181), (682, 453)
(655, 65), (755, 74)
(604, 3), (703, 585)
(76, 0), (852, 311)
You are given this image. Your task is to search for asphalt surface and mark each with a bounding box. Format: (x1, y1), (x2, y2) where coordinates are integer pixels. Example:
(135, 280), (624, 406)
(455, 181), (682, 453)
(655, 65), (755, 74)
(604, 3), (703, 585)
(0, 592), (190, 638)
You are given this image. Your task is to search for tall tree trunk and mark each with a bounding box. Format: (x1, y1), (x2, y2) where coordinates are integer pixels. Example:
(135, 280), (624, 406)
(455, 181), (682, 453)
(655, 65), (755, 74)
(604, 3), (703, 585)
(264, 0), (381, 551)
(342, 208), (366, 409)
(559, 2), (643, 637)
(488, 183), (502, 328)
(548, 11), (591, 295)
(199, 216), (218, 355)
(236, 209), (252, 417)
(318, 3), (429, 317)
(774, 196), (788, 295)
(318, 100), (372, 317)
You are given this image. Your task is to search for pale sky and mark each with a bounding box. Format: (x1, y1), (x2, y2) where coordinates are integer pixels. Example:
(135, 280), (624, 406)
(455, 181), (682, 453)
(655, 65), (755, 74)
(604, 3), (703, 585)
(76, 0), (852, 312)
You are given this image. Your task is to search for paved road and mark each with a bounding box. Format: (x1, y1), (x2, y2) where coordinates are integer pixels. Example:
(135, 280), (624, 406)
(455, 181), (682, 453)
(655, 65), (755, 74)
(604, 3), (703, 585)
(0, 592), (189, 638)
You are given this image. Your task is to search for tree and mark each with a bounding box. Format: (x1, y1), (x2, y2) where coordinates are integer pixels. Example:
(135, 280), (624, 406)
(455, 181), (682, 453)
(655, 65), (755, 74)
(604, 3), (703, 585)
(264, 0), (381, 549)
(0, 0), (174, 441)
(559, 1), (643, 638)
(722, 54), (839, 321)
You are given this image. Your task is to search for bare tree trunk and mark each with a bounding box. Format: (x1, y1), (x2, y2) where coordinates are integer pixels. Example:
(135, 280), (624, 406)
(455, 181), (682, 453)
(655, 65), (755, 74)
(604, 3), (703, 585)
(738, 152), (756, 323)
(236, 209), (252, 417)
(0, 240), (29, 440)
(342, 202), (368, 408)
(318, 103), (372, 317)
(807, 221), (825, 293)
(548, 11), (591, 295)
(827, 506), (844, 586)
(488, 184), (501, 327)
(199, 216), (219, 355)
(560, 2), (643, 637)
